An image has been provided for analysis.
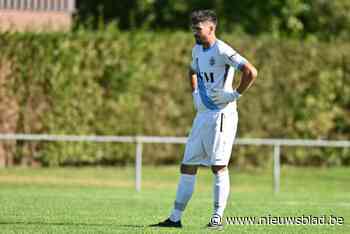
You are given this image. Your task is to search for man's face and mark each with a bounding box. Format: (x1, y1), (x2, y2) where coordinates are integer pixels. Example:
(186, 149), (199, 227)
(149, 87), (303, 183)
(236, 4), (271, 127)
(191, 21), (214, 45)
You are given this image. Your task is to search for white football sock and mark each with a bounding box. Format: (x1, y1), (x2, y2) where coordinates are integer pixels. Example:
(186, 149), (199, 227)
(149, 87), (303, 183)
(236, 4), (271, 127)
(213, 169), (230, 218)
(169, 173), (196, 222)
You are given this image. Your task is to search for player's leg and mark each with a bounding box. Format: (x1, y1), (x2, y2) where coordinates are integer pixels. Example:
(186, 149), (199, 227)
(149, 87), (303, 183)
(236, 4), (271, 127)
(210, 165), (229, 229)
(150, 114), (204, 228)
(168, 114), (205, 223)
(168, 164), (198, 222)
(150, 164), (198, 228)
(203, 110), (238, 229)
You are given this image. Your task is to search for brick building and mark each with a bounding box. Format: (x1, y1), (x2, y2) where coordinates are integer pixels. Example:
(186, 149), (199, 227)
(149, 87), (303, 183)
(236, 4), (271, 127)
(0, 0), (75, 31)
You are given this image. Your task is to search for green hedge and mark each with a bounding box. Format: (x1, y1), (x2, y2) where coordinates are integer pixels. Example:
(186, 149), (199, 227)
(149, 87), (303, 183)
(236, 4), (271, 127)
(0, 28), (349, 167)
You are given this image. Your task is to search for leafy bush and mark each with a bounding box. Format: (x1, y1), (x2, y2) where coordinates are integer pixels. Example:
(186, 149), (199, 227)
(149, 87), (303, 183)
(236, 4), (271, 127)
(0, 28), (349, 167)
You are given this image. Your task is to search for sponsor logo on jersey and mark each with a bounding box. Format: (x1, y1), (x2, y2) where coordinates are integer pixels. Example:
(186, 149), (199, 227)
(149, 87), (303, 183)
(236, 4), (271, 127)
(209, 56), (215, 66)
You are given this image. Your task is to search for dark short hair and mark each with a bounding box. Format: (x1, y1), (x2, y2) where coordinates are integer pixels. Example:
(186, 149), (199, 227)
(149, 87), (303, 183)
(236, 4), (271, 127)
(191, 10), (217, 26)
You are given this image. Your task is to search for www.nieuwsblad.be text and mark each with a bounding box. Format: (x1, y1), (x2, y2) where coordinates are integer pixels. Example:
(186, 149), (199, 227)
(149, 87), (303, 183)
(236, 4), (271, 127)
(225, 215), (344, 225)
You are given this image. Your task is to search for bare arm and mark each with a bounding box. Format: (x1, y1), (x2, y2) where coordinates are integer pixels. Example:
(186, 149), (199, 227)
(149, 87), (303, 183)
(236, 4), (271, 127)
(236, 62), (258, 94)
(189, 68), (197, 93)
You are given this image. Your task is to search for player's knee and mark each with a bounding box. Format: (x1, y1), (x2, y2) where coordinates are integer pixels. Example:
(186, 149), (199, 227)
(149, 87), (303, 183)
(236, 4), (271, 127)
(180, 164), (198, 175)
(211, 165), (227, 174)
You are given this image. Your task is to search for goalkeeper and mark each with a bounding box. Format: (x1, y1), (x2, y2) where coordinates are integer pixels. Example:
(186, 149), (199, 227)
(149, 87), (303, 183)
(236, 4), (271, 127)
(151, 9), (258, 230)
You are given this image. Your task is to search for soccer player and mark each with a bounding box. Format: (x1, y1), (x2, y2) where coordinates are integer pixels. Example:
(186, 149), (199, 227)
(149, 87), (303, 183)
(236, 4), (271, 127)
(151, 9), (258, 230)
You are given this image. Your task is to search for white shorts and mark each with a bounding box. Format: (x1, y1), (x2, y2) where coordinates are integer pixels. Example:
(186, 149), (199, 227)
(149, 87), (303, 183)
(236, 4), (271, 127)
(182, 109), (238, 166)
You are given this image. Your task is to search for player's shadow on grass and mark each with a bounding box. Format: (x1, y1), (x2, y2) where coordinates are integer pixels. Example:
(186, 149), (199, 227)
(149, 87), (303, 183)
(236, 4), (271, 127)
(0, 221), (145, 228)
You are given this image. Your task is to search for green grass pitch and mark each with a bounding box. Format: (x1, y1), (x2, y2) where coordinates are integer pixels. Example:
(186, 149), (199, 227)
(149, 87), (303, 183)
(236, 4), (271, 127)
(0, 166), (349, 233)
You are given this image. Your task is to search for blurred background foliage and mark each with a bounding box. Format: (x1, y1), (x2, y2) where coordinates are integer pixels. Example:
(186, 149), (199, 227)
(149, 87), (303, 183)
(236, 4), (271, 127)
(0, 0), (349, 167)
(76, 0), (350, 41)
(0, 28), (349, 167)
